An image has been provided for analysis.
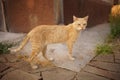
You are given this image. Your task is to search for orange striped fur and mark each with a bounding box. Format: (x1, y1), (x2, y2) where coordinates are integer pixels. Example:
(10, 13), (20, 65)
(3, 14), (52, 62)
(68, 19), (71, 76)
(10, 16), (88, 69)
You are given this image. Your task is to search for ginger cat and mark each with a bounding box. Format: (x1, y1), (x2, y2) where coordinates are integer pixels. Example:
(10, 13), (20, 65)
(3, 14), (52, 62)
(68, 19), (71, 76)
(111, 5), (120, 16)
(10, 16), (88, 69)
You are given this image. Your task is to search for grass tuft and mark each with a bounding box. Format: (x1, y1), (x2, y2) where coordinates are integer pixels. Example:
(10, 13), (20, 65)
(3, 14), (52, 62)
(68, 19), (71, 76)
(96, 44), (112, 55)
(109, 15), (120, 38)
(0, 41), (17, 54)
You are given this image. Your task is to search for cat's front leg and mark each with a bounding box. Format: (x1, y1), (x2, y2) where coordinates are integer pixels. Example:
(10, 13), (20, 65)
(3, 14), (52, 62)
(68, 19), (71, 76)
(42, 46), (54, 61)
(66, 41), (75, 60)
(68, 54), (75, 60)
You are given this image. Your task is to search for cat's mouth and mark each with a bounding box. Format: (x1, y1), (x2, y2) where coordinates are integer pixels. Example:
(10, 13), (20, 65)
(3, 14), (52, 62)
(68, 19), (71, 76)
(77, 27), (86, 30)
(82, 27), (86, 30)
(76, 28), (82, 31)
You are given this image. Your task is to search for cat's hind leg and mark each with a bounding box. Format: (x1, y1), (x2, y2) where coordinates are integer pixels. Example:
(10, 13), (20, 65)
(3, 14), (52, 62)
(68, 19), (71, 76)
(27, 42), (42, 69)
(42, 46), (48, 60)
(42, 46), (54, 61)
(27, 49), (40, 69)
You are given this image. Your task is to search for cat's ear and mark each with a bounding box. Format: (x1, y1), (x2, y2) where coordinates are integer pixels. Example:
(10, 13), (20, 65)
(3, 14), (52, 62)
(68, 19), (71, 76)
(73, 15), (78, 21)
(84, 16), (89, 21)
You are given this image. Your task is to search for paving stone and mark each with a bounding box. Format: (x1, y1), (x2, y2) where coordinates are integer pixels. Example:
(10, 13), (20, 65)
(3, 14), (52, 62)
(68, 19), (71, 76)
(83, 65), (120, 80)
(89, 61), (120, 72)
(42, 68), (76, 80)
(93, 54), (114, 62)
(1, 67), (15, 75)
(0, 73), (2, 79)
(31, 72), (41, 77)
(0, 55), (6, 63)
(0, 32), (25, 42)
(29, 72), (43, 80)
(76, 71), (109, 80)
(5, 60), (32, 72)
(115, 59), (120, 64)
(0, 63), (9, 72)
(4, 54), (18, 63)
(5, 58), (57, 73)
(115, 53), (120, 60)
(1, 70), (41, 80)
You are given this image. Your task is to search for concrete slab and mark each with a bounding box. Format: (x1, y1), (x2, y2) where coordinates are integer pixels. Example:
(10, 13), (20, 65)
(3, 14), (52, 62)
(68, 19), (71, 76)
(1, 70), (41, 80)
(0, 23), (110, 72)
(46, 23), (110, 72)
(0, 32), (25, 42)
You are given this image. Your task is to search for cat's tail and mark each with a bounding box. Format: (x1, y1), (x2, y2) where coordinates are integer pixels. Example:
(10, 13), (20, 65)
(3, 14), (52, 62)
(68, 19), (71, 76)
(9, 35), (30, 53)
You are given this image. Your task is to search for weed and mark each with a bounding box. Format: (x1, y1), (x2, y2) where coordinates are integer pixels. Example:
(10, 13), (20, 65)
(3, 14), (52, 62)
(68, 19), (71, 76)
(96, 44), (112, 55)
(109, 15), (120, 38)
(0, 41), (17, 54)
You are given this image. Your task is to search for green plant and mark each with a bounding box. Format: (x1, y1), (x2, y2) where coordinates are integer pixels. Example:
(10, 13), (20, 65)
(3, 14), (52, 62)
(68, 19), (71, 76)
(0, 41), (16, 54)
(96, 44), (112, 55)
(109, 15), (120, 38)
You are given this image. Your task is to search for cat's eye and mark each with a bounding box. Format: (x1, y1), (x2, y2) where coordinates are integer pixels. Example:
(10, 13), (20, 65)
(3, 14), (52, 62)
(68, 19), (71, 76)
(83, 23), (86, 26)
(78, 24), (81, 26)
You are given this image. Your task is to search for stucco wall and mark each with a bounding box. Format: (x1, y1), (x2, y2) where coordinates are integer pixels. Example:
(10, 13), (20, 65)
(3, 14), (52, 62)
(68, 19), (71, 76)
(5, 0), (55, 33)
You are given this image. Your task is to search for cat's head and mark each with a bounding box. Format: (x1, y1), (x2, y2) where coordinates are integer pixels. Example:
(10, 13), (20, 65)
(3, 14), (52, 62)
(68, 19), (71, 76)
(72, 16), (89, 31)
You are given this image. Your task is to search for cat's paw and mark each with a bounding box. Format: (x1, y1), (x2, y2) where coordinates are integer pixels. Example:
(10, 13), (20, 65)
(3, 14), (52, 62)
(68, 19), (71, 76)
(31, 65), (38, 69)
(8, 48), (17, 53)
(68, 54), (75, 60)
(70, 57), (75, 60)
(49, 57), (54, 61)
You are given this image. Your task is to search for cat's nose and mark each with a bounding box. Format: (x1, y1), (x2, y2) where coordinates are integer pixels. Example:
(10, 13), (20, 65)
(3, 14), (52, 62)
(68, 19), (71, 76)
(82, 27), (85, 30)
(84, 27), (88, 31)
